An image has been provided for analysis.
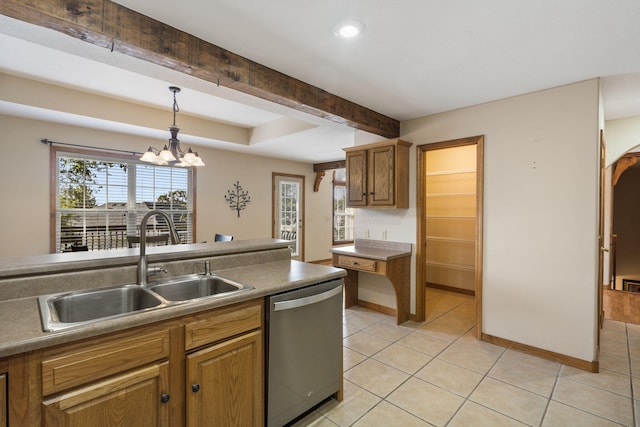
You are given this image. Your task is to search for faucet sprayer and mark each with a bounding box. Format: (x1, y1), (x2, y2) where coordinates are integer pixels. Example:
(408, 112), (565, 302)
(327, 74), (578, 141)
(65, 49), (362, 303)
(136, 210), (180, 286)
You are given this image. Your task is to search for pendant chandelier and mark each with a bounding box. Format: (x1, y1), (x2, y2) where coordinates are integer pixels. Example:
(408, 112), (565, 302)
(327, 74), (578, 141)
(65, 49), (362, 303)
(140, 86), (205, 167)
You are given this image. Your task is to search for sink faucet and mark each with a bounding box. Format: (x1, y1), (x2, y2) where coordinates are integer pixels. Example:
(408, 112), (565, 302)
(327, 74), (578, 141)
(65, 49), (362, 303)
(137, 210), (181, 286)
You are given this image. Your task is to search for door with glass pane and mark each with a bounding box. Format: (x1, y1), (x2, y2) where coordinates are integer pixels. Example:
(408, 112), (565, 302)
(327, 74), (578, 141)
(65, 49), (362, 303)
(272, 174), (304, 261)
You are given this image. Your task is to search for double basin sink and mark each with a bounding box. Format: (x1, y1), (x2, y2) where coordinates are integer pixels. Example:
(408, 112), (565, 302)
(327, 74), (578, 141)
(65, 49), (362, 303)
(38, 274), (254, 332)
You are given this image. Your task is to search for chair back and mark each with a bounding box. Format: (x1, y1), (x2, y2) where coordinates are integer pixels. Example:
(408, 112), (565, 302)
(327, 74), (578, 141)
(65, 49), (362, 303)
(127, 234), (170, 248)
(214, 234), (233, 242)
(70, 243), (88, 252)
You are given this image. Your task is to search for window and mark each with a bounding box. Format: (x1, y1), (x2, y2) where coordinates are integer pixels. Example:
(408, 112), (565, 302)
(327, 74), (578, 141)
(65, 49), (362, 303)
(53, 149), (194, 252)
(333, 169), (354, 244)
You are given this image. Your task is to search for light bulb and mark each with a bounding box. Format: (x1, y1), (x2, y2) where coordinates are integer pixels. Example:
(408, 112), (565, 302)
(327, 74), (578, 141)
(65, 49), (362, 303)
(334, 20), (365, 38)
(192, 153), (205, 167)
(140, 148), (158, 163)
(158, 145), (176, 162)
(183, 148), (197, 164)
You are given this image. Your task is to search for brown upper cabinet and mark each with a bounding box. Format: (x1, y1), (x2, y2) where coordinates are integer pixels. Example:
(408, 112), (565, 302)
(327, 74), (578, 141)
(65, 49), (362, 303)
(344, 139), (412, 208)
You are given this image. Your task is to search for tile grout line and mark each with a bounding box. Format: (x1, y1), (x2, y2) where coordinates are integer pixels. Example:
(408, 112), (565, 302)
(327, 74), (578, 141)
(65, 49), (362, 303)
(344, 296), (520, 426)
(538, 366), (562, 427)
(342, 313), (415, 426)
(627, 323), (636, 427)
(380, 301), (478, 427)
(443, 345), (507, 426)
(339, 300), (638, 427)
(399, 296), (557, 426)
(381, 299), (500, 426)
(343, 298), (475, 426)
(545, 324), (633, 427)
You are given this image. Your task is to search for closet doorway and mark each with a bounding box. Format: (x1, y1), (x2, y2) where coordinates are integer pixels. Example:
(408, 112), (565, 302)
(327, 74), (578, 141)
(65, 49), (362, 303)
(416, 136), (484, 337)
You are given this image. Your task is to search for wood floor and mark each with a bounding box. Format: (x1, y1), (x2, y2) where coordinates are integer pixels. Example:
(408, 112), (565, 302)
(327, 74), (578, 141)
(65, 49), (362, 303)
(604, 289), (640, 324)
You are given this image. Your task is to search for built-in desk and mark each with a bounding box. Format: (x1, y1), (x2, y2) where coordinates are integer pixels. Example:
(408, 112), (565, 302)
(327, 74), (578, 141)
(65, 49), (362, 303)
(331, 239), (412, 324)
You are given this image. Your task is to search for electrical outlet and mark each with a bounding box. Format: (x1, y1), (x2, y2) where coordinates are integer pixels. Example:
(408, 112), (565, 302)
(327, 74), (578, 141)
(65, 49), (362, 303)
(364, 229), (370, 238)
(382, 230), (388, 240)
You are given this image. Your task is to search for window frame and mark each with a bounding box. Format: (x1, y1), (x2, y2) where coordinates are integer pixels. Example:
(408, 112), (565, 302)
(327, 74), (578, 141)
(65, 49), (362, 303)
(49, 146), (197, 253)
(332, 169), (354, 245)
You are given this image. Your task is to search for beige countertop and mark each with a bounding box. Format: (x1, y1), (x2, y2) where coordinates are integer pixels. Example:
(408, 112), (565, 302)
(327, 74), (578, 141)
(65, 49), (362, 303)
(0, 241), (346, 359)
(331, 239), (412, 261)
(0, 238), (293, 279)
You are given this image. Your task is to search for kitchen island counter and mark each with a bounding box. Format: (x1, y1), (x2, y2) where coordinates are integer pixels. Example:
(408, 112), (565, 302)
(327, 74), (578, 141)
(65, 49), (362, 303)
(0, 240), (345, 358)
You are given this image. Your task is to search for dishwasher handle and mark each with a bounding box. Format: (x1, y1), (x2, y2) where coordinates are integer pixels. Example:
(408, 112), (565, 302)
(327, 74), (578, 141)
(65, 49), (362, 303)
(273, 285), (342, 312)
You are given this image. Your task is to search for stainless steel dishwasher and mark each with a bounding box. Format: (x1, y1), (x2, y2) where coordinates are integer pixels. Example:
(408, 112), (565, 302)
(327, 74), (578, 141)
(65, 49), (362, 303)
(266, 278), (344, 427)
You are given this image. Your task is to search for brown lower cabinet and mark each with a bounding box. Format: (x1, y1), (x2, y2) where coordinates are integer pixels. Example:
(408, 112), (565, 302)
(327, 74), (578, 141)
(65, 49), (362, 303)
(0, 372), (6, 427)
(43, 362), (171, 426)
(4, 299), (264, 427)
(186, 330), (263, 427)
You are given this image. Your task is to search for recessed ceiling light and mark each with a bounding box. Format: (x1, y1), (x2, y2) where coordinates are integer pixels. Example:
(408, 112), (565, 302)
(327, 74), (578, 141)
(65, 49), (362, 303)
(334, 20), (365, 39)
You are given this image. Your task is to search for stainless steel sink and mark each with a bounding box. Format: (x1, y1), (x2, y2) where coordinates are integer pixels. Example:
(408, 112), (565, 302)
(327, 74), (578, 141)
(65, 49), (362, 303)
(38, 274), (254, 332)
(39, 285), (165, 331)
(148, 274), (253, 302)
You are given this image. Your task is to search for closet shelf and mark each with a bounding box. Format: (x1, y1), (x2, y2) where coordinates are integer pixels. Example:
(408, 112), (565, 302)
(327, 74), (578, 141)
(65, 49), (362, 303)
(426, 236), (475, 243)
(426, 215), (476, 220)
(425, 192), (476, 198)
(425, 168), (476, 177)
(425, 261), (475, 271)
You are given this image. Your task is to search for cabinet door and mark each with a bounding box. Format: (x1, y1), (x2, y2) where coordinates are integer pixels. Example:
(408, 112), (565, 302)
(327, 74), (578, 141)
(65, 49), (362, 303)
(368, 145), (395, 206)
(346, 150), (367, 206)
(186, 330), (263, 427)
(0, 373), (6, 427)
(43, 362), (170, 427)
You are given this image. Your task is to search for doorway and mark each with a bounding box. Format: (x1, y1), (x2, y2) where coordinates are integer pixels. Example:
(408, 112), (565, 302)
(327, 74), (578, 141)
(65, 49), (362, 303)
(600, 139), (640, 325)
(416, 136), (484, 336)
(272, 173), (305, 261)
(610, 150), (640, 291)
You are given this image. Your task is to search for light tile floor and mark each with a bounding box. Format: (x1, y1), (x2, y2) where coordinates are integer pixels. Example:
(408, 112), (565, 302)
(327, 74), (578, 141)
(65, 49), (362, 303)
(292, 288), (640, 426)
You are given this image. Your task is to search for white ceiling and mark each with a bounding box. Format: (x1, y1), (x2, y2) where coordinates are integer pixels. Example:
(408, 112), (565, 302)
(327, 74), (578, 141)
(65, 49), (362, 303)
(2, 0), (640, 163)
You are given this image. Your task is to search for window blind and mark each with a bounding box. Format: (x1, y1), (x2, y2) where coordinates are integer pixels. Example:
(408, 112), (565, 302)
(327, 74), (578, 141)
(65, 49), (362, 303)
(55, 152), (193, 252)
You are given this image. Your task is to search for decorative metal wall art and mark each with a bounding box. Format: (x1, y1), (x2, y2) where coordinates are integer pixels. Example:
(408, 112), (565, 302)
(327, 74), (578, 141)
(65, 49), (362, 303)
(224, 181), (251, 217)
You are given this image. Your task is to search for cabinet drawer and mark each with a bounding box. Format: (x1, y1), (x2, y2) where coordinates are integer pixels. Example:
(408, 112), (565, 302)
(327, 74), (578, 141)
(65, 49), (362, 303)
(185, 300), (263, 351)
(337, 255), (377, 272)
(42, 329), (170, 396)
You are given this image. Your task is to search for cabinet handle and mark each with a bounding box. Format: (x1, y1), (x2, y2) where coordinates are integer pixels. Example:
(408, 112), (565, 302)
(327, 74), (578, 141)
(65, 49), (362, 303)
(362, 192), (367, 196)
(160, 393), (170, 404)
(370, 192), (375, 195)
(191, 384), (201, 393)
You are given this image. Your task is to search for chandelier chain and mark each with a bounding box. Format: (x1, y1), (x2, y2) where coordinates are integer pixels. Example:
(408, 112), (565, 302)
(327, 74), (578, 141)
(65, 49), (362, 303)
(172, 91), (179, 127)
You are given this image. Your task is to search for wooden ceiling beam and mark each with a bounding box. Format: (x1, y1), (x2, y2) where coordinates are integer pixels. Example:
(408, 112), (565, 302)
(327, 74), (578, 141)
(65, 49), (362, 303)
(0, 0), (400, 139)
(313, 161), (346, 172)
(312, 160), (345, 192)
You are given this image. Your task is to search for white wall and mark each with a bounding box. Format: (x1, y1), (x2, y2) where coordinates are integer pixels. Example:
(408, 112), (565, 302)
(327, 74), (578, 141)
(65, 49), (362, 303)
(0, 115), (334, 261)
(605, 116), (640, 165)
(355, 80), (601, 362)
